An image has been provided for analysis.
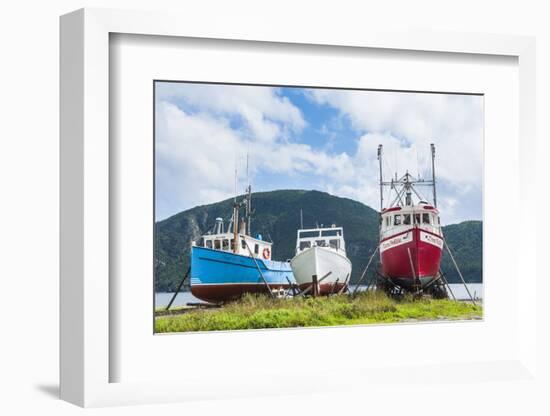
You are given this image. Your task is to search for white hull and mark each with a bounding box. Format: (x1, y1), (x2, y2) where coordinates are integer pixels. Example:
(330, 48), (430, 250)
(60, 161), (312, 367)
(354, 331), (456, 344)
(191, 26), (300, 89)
(290, 246), (352, 287)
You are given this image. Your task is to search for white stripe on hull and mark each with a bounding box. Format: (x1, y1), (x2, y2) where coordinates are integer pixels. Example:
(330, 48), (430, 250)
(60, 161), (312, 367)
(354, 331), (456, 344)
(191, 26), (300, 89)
(419, 230), (443, 248)
(290, 246), (352, 285)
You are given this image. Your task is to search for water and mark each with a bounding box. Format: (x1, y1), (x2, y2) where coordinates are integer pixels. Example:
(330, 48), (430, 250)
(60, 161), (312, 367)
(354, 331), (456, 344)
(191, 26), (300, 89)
(446, 283), (483, 300)
(155, 283), (483, 308)
(155, 291), (202, 308)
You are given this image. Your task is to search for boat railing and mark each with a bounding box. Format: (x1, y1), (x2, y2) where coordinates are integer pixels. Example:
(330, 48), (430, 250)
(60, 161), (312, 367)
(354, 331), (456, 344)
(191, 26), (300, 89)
(380, 222), (441, 240)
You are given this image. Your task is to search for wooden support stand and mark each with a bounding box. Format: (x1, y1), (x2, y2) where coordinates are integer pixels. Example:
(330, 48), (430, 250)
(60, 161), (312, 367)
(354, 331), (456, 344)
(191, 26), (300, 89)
(299, 271), (332, 297)
(338, 274), (350, 295)
(312, 274), (319, 297)
(352, 245), (379, 295)
(439, 269), (456, 301)
(443, 239), (476, 305)
(165, 266), (190, 311)
(330, 278), (340, 295)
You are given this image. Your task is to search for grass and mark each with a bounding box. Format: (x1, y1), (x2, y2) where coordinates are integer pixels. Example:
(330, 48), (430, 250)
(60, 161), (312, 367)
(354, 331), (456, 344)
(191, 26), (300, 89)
(155, 291), (483, 333)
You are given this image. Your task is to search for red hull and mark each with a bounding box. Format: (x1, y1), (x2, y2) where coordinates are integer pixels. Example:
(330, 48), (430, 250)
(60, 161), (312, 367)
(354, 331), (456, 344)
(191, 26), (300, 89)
(191, 283), (292, 304)
(379, 227), (443, 288)
(297, 282), (349, 295)
(192, 282), (348, 303)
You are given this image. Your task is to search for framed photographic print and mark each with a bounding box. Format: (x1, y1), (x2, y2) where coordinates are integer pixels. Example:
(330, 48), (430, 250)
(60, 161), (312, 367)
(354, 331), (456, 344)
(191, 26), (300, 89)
(60, 7), (537, 408)
(152, 80), (484, 335)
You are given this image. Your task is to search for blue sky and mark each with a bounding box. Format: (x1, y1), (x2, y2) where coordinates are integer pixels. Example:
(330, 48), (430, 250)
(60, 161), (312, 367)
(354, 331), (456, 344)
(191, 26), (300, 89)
(155, 82), (483, 225)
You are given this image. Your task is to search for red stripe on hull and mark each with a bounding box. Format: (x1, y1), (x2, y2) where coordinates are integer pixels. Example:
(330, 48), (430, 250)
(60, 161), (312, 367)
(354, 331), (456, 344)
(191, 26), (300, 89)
(191, 283), (292, 303)
(297, 282), (348, 295)
(380, 227), (442, 287)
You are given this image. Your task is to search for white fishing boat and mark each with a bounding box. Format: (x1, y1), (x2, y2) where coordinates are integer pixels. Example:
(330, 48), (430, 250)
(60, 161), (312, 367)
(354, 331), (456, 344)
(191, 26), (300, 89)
(290, 225), (352, 295)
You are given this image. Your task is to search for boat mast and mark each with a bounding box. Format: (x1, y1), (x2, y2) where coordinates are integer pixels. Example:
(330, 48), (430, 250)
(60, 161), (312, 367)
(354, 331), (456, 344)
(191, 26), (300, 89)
(233, 167), (239, 253)
(379, 144), (435, 209)
(430, 143), (437, 207)
(245, 153), (252, 236)
(233, 203), (239, 253)
(377, 144), (384, 211)
(245, 185), (251, 235)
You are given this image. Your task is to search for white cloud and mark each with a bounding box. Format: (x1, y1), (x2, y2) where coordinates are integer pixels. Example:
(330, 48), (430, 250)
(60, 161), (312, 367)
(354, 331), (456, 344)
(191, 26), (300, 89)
(155, 99), (349, 219)
(155, 103), (243, 218)
(156, 83), (305, 143)
(308, 89), (483, 186)
(156, 84), (483, 225)
(306, 90), (483, 224)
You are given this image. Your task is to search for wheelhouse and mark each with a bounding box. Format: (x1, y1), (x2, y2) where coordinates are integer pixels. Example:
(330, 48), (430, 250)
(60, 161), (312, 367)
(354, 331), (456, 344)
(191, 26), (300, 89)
(193, 217), (273, 260)
(295, 225), (346, 254)
(380, 202), (441, 240)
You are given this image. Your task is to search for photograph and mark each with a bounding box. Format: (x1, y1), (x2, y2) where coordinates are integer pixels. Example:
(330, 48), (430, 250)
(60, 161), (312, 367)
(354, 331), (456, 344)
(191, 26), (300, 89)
(153, 81), (484, 333)
(2, 0), (542, 412)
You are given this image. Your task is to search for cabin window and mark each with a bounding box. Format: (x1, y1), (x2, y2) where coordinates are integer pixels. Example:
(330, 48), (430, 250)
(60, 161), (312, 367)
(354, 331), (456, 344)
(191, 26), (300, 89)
(394, 214), (402, 226)
(299, 241), (311, 250)
(329, 239), (340, 249)
(438, 216), (441, 224)
(422, 213), (430, 224)
(403, 214), (411, 225)
(254, 244), (259, 255)
(385, 217), (390, 227)
(414, 214), (421, 224)
(299, 231), (319, 238)
(205, 240), (212, 249)
(214, 240), (221, 250)
(321, 229), (340, 237)
(241, 239), (246, 250)
(222, 239), (229, 251)
(316, 240), (327, 247)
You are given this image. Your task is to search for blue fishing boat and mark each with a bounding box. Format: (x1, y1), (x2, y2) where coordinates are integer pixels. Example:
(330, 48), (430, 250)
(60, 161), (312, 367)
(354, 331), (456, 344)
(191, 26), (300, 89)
(190, 186), (295, 303)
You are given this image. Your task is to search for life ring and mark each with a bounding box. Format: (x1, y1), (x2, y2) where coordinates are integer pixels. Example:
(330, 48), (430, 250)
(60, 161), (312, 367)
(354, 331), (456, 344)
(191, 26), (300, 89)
(262, 247), (270, 259)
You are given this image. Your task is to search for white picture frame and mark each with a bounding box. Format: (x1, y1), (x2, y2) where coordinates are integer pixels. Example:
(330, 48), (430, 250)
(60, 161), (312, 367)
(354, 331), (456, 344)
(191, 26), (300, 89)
(60, 8), (537, 408)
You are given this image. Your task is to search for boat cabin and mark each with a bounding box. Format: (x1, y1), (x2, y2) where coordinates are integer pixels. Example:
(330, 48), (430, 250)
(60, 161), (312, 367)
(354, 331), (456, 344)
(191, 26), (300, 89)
(295, 225), (346, 254)
(380, 202), (441, 240)
(193, 217), (273, 260)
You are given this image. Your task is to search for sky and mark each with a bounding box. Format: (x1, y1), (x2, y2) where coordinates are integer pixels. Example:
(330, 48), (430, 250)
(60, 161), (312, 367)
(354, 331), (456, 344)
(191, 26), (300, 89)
(155, 82), (483, 225)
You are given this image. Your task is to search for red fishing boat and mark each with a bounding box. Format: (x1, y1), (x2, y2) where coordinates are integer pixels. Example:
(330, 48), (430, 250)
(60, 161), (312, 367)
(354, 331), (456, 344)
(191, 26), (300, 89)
(376, 144), (446, 295)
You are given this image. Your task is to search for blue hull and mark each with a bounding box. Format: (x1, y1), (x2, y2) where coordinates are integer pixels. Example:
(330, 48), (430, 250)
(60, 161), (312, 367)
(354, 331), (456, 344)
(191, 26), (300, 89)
(190, 246), (296, 303)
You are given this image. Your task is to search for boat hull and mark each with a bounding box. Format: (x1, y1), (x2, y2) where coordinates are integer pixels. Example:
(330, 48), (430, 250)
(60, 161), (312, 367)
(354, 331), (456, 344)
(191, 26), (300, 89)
(290, 246), (352, 295)
(190, 246), (295, 303)
(379, 227), (443, 289)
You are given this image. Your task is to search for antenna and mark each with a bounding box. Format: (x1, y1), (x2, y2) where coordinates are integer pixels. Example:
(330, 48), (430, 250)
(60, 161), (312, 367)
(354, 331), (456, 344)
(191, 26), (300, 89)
(232, 202), (239, 253)
(380, 144), (435, 209)
(246, 184), (252, 235)
(377, 144), (383, 211)
(300, 208), (304, 229)
(232, 158), (239, 252)
(416, 146), (420, 179)
(430, 143), (437, 207)
(234, 165), (237, 203)
(245, 153), (252, 235)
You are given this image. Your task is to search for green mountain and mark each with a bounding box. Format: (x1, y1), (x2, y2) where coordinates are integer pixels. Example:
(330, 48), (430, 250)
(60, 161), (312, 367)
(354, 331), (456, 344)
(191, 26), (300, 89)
(155, 190), (482, 292)
(439, 220), (483, 284)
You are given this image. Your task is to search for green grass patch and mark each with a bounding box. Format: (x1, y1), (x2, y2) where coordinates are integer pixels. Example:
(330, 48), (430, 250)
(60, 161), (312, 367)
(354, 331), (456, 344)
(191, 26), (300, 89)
(154, 291), (483, 333)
